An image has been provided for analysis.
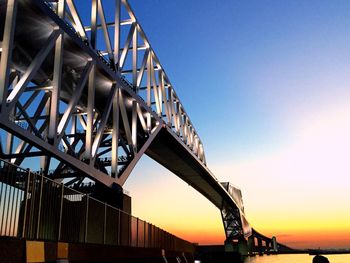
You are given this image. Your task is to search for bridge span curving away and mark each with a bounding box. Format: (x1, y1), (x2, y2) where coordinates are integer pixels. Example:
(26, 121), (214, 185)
(0, 0), (279, 248)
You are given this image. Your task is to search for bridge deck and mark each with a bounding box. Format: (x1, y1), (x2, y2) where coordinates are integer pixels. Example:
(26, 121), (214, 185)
(148, 126), (229, 209)
(147, 126), (251, 238)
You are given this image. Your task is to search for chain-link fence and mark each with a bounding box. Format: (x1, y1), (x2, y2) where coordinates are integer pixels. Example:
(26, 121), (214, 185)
(0, 159), (194, 252)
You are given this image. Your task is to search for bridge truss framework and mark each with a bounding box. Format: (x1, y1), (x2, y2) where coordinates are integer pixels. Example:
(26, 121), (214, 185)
(0, 0), (206, 187)
(0, 0), (252, 243)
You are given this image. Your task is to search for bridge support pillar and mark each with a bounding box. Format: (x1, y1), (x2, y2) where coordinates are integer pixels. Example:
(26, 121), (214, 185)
(265, 240), (270, 254)
(257, 238), (263, 256)
(247, 236), (255, 256)
(224, 241), (234, 252)
(272, 236), (278, 253)
(224, 238), (248, 257)
(237, 238), (248, 256)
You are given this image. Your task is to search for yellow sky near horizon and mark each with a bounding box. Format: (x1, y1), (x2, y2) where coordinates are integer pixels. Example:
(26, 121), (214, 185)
(125, 100), (350, 249)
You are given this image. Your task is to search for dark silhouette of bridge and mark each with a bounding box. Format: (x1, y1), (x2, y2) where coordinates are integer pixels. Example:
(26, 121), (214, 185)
(0, 0), (292, 261)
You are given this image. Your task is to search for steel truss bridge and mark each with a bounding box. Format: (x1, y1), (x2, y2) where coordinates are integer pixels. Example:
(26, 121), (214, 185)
(0, 0), (266, 246)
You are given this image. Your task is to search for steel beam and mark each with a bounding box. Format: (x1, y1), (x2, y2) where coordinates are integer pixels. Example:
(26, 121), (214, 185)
(0, 0), (17, 112)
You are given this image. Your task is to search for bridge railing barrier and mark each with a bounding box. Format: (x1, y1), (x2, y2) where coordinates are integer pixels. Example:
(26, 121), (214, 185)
(0, 161), (27, 238)
(0, 159), (194, 252)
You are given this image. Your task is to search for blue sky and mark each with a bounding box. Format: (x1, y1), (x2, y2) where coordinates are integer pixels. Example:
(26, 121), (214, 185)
(123, 0), (350, 248)
(127, 0), (350, 162)
(1, 0), (349, 248)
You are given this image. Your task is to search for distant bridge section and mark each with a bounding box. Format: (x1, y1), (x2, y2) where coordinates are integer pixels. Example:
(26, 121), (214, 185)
(248, 229), (296, 255)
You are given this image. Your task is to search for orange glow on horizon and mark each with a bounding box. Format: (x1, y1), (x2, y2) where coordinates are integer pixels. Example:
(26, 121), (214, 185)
(259, 228), (350, 249)
(125, 103), (350, 250)
(170, 228), (350, 249)
(165, 225), (350, 249)
(171, 228), (225, 245)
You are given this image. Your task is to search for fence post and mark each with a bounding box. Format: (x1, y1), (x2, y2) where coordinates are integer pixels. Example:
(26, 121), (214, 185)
(136, 217), (139, 247)
(58, 183), (64, 241)
(21, 169), (31, 238)
(27, 173), (36, 239)
(144, 221), (146, 248)
(117, 209), (120, 245)
(84, 195), (89, 243)
(36, 173), (44, 239)
(128, 214), (131, 246)
(0, 163), (5, 235)
(8, 168), (16, 236)
(103, 202), (107, 244)
(0, 166), (10, 236)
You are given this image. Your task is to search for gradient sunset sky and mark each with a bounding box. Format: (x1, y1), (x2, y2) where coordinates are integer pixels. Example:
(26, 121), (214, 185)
(122, 0), (350, 249)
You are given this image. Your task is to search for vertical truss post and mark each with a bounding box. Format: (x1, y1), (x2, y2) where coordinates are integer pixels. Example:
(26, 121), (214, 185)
(146, 50), (152, 131)
(91, 0), (98, 49)
(85, 63), (96, 161)
(0, 0), (18, 112)
(49, 1), (65, 145)
(131, 100), (137, 152)
(175, 101), (180, 135)
(111, 88), (120, 177)
(114, 0), (121, 68)
(132, 25), (138, 89)
(146, 50), (151, 107)
(41, 84), (50, 171)
(160, 73), (170, 125)
(157, 71), (163, 114)
(150, 55), (161, 115)
(5, 74), (16, 159)
(167, 87), (173, 125)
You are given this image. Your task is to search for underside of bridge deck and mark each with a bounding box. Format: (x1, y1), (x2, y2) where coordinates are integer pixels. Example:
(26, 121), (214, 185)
(147, 126), (226, 209)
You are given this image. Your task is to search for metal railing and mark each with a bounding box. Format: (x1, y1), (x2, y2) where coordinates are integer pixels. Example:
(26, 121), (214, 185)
(0, 159), (194, 252)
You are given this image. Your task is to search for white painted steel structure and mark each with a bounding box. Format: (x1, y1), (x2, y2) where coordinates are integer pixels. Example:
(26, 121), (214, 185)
(0, 0), (251, 240)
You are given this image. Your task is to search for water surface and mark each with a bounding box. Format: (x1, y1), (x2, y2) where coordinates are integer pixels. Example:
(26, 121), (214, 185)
(243, 254), (350, 263)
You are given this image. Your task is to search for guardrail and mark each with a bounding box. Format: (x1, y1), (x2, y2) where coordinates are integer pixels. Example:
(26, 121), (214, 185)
(0, 159), (193, 252)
